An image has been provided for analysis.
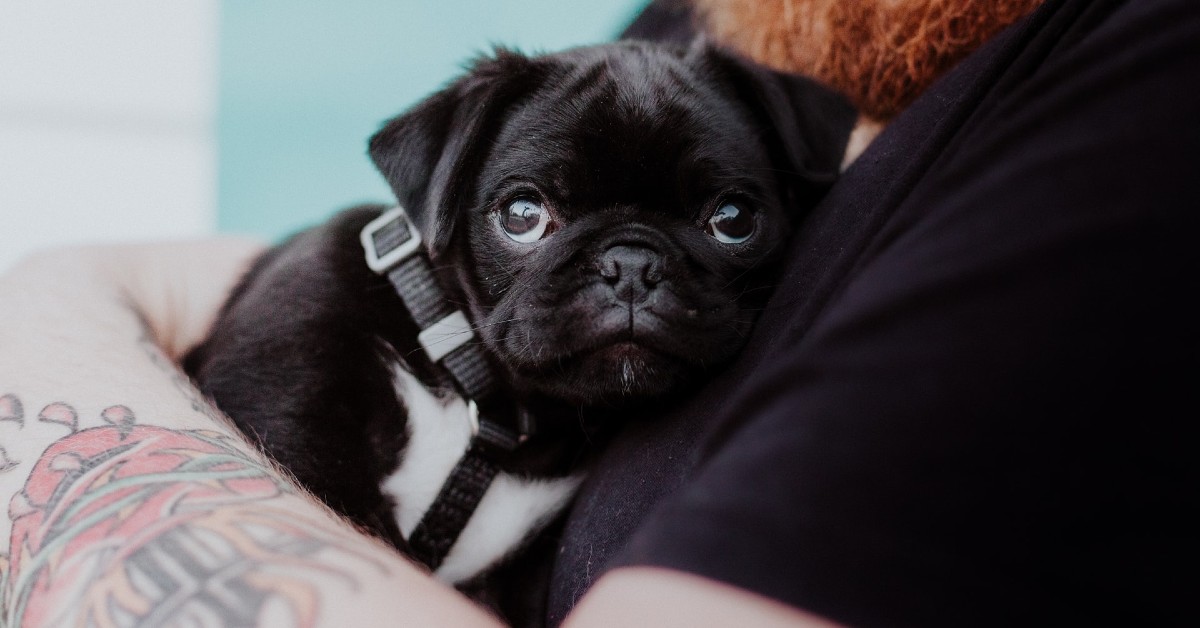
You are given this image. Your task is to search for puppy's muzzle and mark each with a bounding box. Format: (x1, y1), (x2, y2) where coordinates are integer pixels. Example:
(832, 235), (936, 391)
(600, 244), (663, 304)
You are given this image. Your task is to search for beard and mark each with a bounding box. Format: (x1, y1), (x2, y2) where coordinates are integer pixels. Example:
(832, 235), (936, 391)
(693, 0), (1045, 121)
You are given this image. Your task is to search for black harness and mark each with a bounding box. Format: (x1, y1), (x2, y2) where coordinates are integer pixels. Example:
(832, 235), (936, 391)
(361, 206), (531, 571)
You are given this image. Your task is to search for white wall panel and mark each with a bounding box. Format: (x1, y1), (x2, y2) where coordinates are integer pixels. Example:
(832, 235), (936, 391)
(0, 0), (217, 271)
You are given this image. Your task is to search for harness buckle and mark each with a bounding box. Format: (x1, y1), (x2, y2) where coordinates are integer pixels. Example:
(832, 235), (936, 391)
(466, 400), (524, 451)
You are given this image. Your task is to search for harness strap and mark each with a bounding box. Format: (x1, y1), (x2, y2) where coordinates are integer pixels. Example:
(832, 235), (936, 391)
(361, 206), (526, 571)
(407, 418), (520, 570)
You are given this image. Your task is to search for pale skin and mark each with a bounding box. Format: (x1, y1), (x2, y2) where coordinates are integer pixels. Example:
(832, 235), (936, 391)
(0, 242), (841, 627)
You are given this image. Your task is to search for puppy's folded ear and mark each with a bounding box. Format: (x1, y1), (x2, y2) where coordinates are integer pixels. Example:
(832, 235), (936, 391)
(701, 46), (858, 207)
(369, 49), (546, 258)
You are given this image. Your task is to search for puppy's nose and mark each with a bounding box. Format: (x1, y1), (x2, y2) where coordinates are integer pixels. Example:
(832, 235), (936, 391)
(600, 245), (662, 303)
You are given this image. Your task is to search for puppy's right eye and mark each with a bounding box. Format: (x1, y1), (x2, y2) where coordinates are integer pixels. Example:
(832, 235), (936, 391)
(500, 199), (553, 243)
(706, 202), (755, 244)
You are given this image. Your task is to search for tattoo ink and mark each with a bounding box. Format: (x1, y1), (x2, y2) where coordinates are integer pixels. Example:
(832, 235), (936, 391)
(34, 402), (78, 433)
(0, 395), (23, 428)
(0, 402), (377, 627)
(0, 448), (16, 474)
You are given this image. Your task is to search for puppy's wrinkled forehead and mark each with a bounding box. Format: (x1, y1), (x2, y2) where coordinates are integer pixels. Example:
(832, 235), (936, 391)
(476, 46), (775, 220)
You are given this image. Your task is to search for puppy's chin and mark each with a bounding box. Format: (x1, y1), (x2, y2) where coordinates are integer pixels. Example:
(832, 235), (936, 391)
(509, 341), (698, 406)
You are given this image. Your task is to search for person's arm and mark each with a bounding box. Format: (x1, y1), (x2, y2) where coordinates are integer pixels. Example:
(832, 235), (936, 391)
(569, 568), (841, 628)
(0, 243), (500, 627)
(0, 242), (835, 627)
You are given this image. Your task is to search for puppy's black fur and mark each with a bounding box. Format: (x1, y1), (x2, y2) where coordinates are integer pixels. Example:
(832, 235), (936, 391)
(185, 40), (853, 614)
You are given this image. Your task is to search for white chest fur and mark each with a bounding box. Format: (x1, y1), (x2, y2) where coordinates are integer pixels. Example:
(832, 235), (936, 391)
(380, 364), (583, 584)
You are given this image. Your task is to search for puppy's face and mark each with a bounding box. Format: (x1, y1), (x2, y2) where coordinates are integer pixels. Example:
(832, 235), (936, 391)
(371, 42), (852, 405)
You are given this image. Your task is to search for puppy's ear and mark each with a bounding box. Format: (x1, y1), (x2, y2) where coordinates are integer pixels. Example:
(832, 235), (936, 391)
(369, 49), (545, 258)
(701, 46), (858, 207)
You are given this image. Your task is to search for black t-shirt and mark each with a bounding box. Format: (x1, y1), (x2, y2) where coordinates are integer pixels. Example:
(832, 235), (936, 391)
(549, 0), (1200, 625)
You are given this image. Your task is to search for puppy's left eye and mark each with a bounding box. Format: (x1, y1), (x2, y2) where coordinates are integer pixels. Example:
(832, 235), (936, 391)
(500, 199), (553, 243)
(706, 203), (755, 244)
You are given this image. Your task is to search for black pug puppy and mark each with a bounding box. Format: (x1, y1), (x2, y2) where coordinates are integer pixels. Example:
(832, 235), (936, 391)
(185, 40), (853, 598)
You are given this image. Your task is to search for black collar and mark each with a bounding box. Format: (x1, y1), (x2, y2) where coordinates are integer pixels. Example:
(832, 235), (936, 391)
(362, 206), (530, 571)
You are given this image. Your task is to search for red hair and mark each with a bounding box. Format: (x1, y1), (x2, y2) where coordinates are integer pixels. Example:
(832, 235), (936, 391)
(694, 0), (1045, 120)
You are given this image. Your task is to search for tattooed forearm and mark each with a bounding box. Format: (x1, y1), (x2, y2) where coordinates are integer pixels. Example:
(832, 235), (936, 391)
(0, 398), (385, 628)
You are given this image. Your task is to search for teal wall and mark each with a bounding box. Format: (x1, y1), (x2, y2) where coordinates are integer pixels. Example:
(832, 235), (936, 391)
(218, 0), (647, 241)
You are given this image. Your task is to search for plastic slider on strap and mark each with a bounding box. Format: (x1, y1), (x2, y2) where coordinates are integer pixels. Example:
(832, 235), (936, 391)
(417, 311), (476, 362)
(361, 206), (423, 273)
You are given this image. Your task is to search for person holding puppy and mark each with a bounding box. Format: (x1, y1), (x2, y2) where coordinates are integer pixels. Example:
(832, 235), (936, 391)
(1, 0), (1196, 626)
